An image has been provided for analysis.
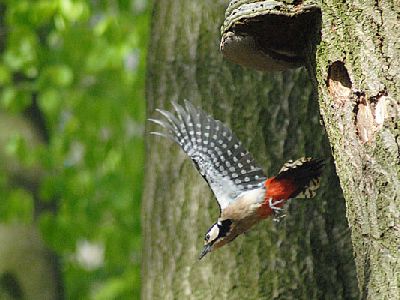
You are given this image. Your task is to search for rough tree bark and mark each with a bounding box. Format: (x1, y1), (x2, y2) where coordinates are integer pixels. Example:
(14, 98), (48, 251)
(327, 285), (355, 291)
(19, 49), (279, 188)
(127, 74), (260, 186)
(314, 1), (400, 299)
(142, 1), (360, 299)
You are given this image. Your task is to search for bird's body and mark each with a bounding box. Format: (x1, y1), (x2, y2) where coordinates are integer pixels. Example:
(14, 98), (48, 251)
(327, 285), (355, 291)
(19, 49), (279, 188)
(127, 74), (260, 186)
(150, 100), (323, 259)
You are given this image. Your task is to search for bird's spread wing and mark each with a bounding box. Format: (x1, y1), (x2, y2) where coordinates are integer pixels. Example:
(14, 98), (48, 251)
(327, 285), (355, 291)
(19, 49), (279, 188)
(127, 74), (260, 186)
(149, 100), (267, 210)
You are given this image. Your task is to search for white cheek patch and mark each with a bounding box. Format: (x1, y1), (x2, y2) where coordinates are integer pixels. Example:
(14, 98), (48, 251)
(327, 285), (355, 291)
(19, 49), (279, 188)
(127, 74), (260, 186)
(208, 226), (220, 242)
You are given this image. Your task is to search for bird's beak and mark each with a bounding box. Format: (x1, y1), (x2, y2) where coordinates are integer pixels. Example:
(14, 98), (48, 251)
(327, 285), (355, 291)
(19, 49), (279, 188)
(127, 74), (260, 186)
(199, 244), (211, 260)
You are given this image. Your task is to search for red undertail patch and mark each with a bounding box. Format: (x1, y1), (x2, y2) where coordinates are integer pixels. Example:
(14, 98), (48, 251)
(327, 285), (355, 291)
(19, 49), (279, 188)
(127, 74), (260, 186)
(257, 157), (323, 218)
(257, 177), (296, 218)
(264, 177), (298, 200)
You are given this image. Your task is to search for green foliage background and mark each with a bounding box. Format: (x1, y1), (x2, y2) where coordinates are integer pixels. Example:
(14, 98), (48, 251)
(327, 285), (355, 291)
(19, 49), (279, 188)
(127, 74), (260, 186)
(0, 0), (150, 298)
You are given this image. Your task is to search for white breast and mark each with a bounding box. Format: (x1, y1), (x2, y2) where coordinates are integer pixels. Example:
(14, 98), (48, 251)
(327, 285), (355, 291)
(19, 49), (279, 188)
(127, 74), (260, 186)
(221, 187), (265, 220)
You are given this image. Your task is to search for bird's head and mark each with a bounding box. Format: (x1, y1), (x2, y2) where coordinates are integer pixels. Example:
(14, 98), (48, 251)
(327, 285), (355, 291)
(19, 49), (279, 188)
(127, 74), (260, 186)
(199, 219), (233, 260)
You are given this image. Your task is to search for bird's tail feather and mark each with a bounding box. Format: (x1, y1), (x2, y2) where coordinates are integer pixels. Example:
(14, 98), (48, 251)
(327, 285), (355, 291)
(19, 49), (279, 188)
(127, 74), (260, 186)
(265, 157), (324, 200)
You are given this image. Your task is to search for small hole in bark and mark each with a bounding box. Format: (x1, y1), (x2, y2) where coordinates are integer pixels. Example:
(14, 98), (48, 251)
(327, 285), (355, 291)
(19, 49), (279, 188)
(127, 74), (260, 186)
(327, 61), (352, 88)
(327, 61), (352, 106)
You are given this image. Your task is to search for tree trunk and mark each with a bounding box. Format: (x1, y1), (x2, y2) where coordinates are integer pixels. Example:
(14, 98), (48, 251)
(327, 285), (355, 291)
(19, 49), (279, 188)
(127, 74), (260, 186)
(314, 1), (400, 299)
(0, 110), (63, 299)
(142, 1), (359, 299)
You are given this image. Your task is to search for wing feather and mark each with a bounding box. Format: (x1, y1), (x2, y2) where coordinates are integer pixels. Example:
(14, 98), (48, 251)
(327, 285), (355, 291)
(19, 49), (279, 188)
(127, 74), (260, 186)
(150, 100), (267, 210)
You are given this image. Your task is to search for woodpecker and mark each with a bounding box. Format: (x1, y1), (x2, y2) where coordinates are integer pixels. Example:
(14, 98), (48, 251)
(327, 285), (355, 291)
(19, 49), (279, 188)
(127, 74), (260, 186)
(149, 100), (323, 260)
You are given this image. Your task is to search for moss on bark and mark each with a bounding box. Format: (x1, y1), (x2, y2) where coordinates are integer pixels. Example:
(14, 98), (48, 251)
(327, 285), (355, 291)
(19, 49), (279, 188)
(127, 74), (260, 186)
(315, 1), (400, 299)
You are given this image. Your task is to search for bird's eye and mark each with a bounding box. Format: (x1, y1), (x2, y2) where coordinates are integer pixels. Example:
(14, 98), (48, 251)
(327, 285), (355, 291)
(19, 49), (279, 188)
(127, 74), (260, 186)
(205, 234), (210, 241)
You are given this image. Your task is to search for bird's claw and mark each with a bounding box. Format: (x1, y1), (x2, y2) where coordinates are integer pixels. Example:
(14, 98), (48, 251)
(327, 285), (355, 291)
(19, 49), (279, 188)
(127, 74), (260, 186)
(273, 213), (286, 222)
(269, 198), (286, 222)
(269, 198), (284, 212)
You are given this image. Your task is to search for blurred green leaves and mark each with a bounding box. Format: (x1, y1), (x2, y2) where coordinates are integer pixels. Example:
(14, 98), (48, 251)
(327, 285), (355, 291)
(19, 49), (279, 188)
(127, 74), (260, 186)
(0, 0), (150, 298)
(0, 188), (34, 223)
(1, 86), (31, 112)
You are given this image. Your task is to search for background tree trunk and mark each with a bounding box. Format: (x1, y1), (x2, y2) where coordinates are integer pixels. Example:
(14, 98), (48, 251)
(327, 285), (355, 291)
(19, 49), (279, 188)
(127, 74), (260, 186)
(142, 1), (359, 299)
(314, 1), (400, 299)
(0, 110), (63, 299)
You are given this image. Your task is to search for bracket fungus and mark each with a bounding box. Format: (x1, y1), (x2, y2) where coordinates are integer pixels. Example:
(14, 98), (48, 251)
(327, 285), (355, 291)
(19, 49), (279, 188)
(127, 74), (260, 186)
(220, 0), (321, 71)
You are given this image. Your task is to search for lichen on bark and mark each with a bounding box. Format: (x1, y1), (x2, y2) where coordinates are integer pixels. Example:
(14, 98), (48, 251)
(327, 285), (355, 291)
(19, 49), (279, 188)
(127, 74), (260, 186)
(315, 1), (400, 299)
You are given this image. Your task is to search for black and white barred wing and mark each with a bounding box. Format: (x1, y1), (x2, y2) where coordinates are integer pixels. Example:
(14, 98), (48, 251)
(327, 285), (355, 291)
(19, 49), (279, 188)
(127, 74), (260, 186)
(149, 100), (267, 210)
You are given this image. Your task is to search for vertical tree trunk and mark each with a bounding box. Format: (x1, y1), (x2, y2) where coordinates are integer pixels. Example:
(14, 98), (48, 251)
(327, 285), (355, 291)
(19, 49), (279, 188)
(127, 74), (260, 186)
(315, 1), (400, 299)
(142, 1), (358, 299)
(0, 111), (62, 299)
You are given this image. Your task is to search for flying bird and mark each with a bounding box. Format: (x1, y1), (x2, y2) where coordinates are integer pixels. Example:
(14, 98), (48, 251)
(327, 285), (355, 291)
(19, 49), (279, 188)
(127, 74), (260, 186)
(149, 100), (323, 259)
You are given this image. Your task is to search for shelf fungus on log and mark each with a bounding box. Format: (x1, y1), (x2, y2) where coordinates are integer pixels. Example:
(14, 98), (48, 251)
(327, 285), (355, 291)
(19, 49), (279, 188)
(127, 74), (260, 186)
(220, 0), (321, 71)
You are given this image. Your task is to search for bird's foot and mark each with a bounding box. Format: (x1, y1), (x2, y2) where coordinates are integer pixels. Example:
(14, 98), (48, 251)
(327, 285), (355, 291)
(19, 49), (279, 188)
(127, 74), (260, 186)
(269, 198), (284, 212)
(273, 213), (286, 222)
(269, 198), (286, 222)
